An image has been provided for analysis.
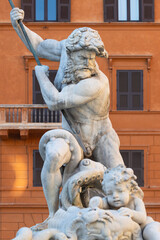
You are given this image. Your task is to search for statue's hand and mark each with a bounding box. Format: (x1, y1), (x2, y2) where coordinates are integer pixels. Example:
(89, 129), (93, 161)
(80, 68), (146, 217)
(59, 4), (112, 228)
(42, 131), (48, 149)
(89, 196), (103, 209)
(118, 207), (133, 218)
(10, 8), (24, 28)
(98, 209), (114, 223)
(35, 65), (49, 77)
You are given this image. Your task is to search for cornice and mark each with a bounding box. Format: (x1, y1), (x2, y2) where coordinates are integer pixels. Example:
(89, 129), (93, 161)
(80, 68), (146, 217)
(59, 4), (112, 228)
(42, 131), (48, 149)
(108, 55), (152, 70)
(2, 21), (160, 30)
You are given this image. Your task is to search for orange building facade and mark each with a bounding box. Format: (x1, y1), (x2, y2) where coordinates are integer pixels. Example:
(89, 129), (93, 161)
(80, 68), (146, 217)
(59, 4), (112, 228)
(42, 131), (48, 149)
(1, 0), (160, 239)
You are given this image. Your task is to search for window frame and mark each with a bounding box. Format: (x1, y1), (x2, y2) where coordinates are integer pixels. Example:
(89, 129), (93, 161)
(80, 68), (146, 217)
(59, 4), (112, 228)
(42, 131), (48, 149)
(32, 70), (57, 104)
(120, 149), (144, 186)
(22, 0), (71, 22)
(32, 69), (61, 123)
(103, 0), (154, 22)
(117, 70), (143, 111)
(118, 0), (142, 22)
(35, 0), (58, 22)
(33, 150), (43, 187)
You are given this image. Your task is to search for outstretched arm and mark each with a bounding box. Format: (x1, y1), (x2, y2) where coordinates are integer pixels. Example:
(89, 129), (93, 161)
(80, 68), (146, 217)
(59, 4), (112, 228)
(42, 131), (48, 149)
(10, 8), (62, 61)
(35, 65), (103, 111)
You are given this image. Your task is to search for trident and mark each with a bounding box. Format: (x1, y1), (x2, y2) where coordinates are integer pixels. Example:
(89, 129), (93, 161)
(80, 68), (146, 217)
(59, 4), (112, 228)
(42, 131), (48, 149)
(8, 0), (88, 155)
(8, 0), (41, 65)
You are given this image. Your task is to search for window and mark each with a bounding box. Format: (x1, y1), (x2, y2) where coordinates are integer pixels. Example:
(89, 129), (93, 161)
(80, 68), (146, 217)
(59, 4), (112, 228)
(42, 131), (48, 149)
(117, 70), (143, 110)
(21, 0), (71, 22)
(33, 70), (57, 104)
(33, 150), (43, 186)
(33, 70), (61, 122)
(104, 0), (154, 22)
(118, 0), (139, 21)
(120, 150), (144, 186)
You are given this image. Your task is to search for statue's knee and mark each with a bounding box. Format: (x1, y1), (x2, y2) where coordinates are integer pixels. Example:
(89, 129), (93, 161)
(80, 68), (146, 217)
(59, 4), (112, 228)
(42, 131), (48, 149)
(46, 139), (66, 159)
(45, 138), (71, 172)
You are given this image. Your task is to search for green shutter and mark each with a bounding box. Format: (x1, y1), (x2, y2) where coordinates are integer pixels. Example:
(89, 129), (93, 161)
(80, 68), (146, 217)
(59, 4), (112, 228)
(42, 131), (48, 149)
(142, 0), (154, 22)
(104, 0), (117, 22)
(58, 0), (71, 22)
(21, 0), (35, 21)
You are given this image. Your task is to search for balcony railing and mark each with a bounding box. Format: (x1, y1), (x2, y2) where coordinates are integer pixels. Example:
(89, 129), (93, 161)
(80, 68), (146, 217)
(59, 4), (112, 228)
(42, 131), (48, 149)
(0, 104), (61, 127)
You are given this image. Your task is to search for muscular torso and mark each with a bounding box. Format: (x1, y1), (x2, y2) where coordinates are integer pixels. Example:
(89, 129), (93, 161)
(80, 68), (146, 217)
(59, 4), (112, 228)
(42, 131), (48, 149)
(61, 71), (111, 150)
(38, 39), (112, 151)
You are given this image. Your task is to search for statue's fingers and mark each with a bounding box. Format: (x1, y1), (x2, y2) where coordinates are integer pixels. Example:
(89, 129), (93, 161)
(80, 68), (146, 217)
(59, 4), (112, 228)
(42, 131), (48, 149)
(119, 210), (129, 216)
(103, 215), (113, 223)
(10, 11), (18, 17)
(18, 9), (24, 13)
(105, 212), (114, 219)
(11, 8), (20, 14)
(11, 12), (22, 19)
(12, 7), (20, 10)
(12, 13), (23, 18)
(14, 15), (23, 21)
(18, 9), (24, 16)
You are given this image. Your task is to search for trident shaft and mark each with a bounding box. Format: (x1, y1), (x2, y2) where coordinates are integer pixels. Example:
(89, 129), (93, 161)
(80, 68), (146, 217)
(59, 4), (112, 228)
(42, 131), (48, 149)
(8, 0), (88, 155)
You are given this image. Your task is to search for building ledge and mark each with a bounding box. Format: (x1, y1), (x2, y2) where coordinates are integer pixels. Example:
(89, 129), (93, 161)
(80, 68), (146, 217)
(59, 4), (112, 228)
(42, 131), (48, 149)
(2, 22), (160, 31)
(0, 104), (62, 139)
(108, 54), (152, 70)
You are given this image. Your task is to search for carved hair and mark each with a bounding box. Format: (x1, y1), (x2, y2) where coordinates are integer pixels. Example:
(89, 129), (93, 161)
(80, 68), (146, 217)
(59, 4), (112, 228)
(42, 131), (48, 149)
(102, 164), (144, 199)
(62, 28), (107, 85)
(66, 27), (108, 58)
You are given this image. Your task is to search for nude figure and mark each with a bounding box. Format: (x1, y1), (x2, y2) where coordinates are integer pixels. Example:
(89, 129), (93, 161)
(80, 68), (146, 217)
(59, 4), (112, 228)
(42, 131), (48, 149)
(10, 9), (124, 229)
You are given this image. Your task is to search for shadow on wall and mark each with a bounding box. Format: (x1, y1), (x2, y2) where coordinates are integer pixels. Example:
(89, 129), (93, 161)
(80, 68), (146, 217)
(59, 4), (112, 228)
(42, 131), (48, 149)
(0, 135), (48, 240)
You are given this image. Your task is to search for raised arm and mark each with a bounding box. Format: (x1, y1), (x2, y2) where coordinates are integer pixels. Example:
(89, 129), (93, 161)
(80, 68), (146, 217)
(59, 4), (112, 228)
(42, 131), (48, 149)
(35, 65), (103, 111)
(10, 8), (62, 61)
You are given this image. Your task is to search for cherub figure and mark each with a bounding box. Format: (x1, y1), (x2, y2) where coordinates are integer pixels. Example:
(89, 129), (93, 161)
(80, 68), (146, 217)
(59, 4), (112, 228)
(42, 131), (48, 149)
(89, 164), (160, 239)
(89, 164), (147, 226)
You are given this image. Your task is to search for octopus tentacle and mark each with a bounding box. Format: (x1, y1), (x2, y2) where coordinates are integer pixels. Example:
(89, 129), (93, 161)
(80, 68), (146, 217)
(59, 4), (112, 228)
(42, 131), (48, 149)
(60, 169), (104, 210)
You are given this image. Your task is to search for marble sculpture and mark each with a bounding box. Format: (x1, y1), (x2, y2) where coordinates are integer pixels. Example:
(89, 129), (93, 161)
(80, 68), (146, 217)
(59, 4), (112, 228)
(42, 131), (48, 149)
(10, 7), (160, 240)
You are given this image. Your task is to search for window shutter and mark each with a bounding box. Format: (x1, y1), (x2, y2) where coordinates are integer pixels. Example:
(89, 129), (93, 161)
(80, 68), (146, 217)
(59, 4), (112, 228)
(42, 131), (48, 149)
(49, 70), (57, 84)
(131, 70), (143, 110)
(33, 150), (43, 187)
(33, 70), (57, 104)
(58, 0), (71, 22)
(142, 0), (154, 22)
(21, 0), (34, 21)
(32, 70), (61, 123)
(33, 70), (44, 104)
(117, 71), (129, 110)
(117, 70), (143, 110)
(131, 150), (144, 186)
(120, 150), (130, 166)
(120, 150), (144, 187)
(104, 0), (117, 22)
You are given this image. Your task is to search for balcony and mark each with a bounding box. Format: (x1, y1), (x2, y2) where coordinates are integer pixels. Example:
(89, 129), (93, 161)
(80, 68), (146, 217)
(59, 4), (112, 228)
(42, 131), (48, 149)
(0, 104), (62, 139)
